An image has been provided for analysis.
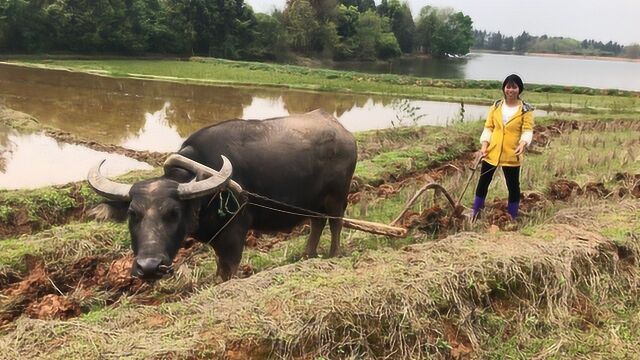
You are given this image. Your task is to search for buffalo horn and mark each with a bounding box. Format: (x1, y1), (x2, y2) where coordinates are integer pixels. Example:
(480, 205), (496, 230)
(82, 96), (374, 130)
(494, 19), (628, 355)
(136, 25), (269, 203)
(174, 155), (233, 199)
(87, 160), (132, 201)
(164, 154), (243, 193)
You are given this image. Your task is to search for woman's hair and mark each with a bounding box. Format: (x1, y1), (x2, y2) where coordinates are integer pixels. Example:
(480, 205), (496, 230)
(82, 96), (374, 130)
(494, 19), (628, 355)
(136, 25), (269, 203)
(502, 74), (524, 94)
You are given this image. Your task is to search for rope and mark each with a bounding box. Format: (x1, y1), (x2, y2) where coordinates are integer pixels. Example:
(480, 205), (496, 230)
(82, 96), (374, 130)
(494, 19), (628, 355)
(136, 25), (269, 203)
(204, 189), (341, 244)
(243, 190), (343, 220)
(205, 200), (248, 244)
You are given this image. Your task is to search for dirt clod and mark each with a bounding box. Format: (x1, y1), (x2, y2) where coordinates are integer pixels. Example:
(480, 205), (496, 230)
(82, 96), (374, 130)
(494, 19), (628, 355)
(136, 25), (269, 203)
(548, 179), (582, 200)
(25, 294), (81, 320)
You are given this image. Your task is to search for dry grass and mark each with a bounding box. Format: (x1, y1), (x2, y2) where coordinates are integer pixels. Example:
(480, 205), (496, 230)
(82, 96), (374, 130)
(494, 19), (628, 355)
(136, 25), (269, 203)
(1, 200), (638, 359)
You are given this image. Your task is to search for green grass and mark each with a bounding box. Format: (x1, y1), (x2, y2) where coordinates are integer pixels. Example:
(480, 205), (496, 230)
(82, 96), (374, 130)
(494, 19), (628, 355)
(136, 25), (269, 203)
(8, 58), (640, 113)
(524, 123), (640, 187)
(0, 222), (129, 271)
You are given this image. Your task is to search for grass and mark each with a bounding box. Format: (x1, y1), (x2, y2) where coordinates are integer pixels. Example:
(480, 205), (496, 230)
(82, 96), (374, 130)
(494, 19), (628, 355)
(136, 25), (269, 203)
(0, 222), (129, 272)
(434, 117), (640, 215)
(0, 168), (161, 239)
(6, 58), (640, 113)
(2, 206), (639, 359)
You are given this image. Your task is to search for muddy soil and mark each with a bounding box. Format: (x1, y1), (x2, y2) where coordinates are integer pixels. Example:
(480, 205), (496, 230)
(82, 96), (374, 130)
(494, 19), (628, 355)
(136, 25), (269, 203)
(44, 128), (168, 166)
(0, 238), (204, 325)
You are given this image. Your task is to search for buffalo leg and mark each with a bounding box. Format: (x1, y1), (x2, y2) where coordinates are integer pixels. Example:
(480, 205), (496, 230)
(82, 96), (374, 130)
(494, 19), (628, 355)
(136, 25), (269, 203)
(212, 223), (248, 282)
(328, 218), (343, 257)
(305, 218), (327, 258)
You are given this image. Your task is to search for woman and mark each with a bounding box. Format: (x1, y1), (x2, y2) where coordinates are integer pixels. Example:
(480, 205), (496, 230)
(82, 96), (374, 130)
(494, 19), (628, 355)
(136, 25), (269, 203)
(472, 74), (534, 221)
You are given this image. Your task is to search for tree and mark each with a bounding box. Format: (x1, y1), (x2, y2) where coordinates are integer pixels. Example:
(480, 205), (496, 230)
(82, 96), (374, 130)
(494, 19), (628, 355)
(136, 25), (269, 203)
(623, 43), (640, 59)
(415, 6), (472, 57)
(312, 20), (339, 56)
(514, 31), (532, 52)
(284, 0), (319, 53)
(338, 0), (375, 12)
(379, 0), (414, 54)
(309, 0), (337, 21)
(353, 9), (399, 60)
(334, 4), (359, 59)
(502, 36), (514, 52)
(164, 0), (257, 58)
(414, 6), (441, 55)
(0, 0), (51, 52)
(487, 31), (503, 51)
(442, 11), (473, 55)
(335, 4), (358, 38)
(473, 29), (487, 48)
(247, 12), (287, 60)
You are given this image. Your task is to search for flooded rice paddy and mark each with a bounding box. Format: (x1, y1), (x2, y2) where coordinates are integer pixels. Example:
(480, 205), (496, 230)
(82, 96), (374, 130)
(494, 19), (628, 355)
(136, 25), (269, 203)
(0, 63), (544, 189)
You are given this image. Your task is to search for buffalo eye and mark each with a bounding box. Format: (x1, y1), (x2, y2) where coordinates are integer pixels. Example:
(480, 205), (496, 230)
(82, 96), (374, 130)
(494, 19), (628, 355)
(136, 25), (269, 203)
(163, 207), (180, 222)
(127, 208), (141, 223)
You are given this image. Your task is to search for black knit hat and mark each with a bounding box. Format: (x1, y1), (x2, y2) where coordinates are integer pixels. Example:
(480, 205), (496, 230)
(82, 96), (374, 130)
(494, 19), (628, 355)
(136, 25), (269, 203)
(502, 74), (524, 94)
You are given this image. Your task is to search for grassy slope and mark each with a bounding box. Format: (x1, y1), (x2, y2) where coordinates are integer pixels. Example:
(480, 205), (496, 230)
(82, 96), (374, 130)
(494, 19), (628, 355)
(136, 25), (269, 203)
(1, 201), (638, 359)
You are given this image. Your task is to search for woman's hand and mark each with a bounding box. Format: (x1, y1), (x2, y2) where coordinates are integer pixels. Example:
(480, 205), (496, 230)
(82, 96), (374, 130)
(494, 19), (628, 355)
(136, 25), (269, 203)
(514, 141), (527, 156)
(478, 142), (489, 158)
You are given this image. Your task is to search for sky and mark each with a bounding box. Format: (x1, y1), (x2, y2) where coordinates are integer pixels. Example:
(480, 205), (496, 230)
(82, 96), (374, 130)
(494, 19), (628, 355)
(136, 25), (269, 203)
(245, 0), (640, 45)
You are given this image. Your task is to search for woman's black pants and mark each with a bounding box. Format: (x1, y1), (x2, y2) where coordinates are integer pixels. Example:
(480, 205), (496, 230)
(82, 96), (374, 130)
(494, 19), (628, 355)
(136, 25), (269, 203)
(474, 161), (520, 203)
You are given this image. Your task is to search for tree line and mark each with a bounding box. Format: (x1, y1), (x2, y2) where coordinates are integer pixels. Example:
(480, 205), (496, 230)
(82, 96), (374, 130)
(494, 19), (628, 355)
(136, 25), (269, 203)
(0, 0), (474, 61)
(473, 30), (639, 59)
(3, 0), (634, 61)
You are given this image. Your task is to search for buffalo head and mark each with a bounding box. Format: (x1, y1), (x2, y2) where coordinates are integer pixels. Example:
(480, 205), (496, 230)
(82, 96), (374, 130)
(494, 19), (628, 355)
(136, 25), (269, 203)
(87, 156), (232, 280)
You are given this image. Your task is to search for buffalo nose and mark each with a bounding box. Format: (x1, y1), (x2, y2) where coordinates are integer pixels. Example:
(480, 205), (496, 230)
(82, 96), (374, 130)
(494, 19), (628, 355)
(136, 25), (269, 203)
(132, 257), (164, 278)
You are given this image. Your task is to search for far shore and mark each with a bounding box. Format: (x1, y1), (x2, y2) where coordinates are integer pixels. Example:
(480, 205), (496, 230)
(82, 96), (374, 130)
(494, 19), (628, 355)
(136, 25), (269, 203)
(471, 49), (640, 63)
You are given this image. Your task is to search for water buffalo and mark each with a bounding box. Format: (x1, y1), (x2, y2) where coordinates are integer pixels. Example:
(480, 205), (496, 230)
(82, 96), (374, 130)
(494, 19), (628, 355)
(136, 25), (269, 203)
(88, 109), (357, 281)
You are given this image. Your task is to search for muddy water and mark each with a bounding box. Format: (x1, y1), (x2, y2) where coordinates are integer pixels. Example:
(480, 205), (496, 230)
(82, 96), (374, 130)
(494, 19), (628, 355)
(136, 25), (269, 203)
(0, 125), (152, 189)
(0, 63), (499, 146)
(0, 63), (543, 189)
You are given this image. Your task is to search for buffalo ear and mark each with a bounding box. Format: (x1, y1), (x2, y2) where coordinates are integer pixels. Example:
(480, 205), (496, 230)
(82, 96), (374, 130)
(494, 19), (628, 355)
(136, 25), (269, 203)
(87, 201), (130, 222)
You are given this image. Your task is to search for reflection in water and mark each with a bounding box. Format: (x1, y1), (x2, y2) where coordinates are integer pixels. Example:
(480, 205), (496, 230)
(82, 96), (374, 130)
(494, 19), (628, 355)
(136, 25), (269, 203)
(339, 98), (488, 131)
(242, 96), (288, 120)
(0, 127), (152, 189)
(327, 56), (466, 79)
(147, 95), (458, 150)
(122, 102), (183, 152)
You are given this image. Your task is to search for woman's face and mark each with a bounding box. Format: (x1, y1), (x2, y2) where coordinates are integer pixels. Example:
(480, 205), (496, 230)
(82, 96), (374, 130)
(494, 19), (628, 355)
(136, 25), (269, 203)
(503, 82), (520, 101)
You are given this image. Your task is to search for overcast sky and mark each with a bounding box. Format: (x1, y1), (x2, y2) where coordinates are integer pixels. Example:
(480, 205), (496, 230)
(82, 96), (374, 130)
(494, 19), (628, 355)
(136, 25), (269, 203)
(246, 0), (640, 45)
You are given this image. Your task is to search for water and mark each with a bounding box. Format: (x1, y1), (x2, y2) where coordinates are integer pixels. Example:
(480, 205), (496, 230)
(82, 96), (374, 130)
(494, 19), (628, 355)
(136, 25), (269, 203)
(329, 52), (640, 91)
(0, 125), (152, 189)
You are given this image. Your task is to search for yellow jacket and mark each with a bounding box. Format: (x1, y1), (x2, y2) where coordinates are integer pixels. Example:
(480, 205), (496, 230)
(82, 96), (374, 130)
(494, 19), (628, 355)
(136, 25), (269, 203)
(483, 99), (534, 167)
